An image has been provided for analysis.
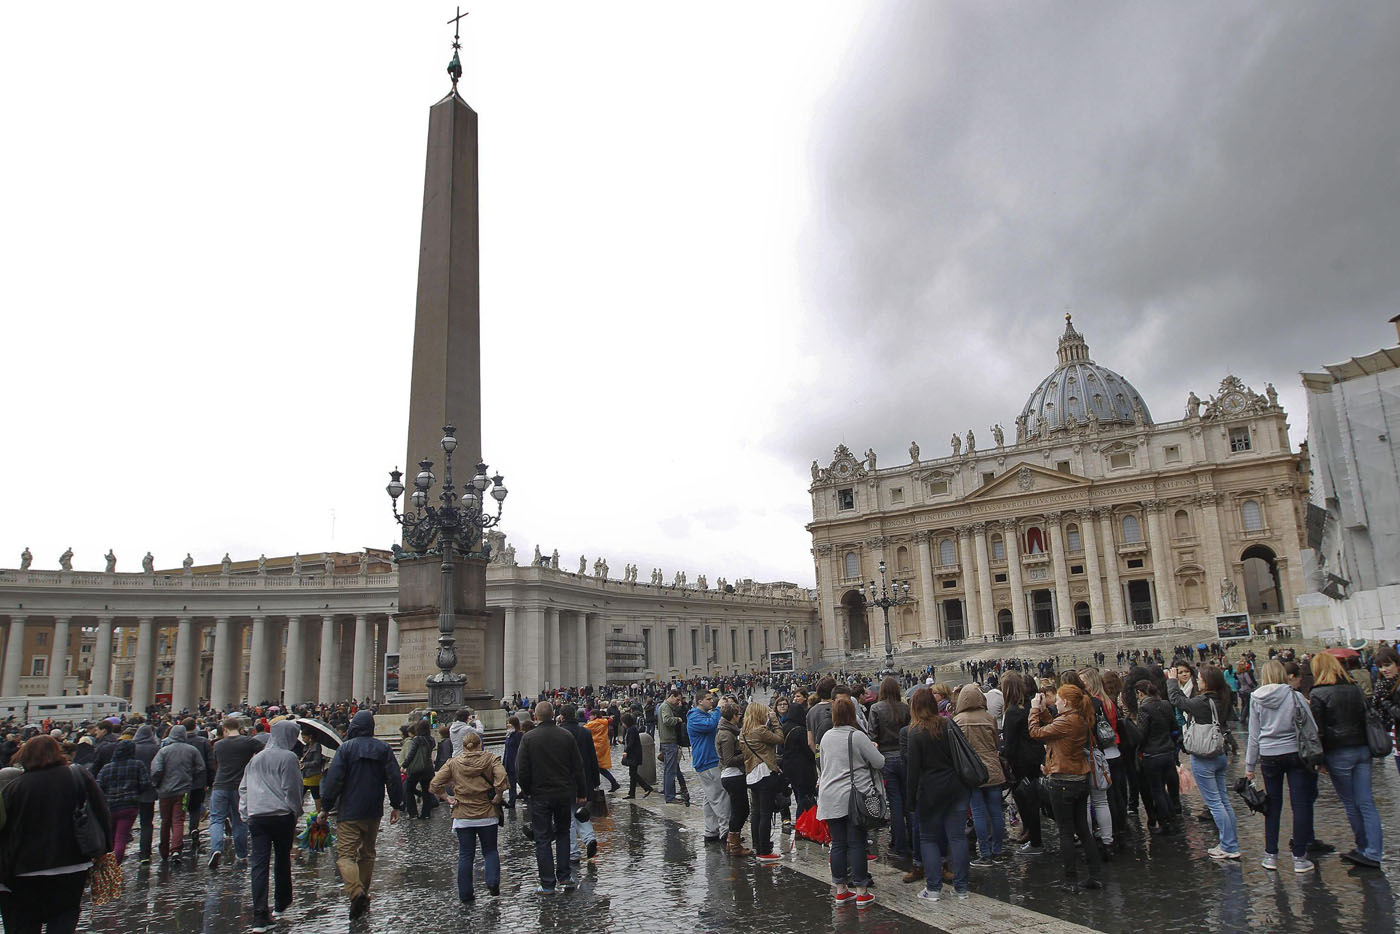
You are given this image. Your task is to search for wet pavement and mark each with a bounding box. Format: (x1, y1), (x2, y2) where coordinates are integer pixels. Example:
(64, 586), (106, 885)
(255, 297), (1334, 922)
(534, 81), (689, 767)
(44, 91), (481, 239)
(83, 736), (1400, 933)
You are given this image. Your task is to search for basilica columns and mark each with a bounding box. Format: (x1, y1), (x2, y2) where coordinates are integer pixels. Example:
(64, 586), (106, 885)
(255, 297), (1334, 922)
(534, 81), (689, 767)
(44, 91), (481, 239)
(914, 532), (939, 642)
(1145, 502), (1177, 621)
(2, 617), (25, 696)
(351, 613), (371, 701)
(1046, 515), (1074, 636)
(318, 615), (338, 703)
(92, 616), (114, 696)
(972, 525), (997, 637)
(1078, 511), (1107, 632)
(1097, 509), (1127, 629)
(956, 527), (982, 639)
(48, 616), (70, 695)
(131, 617), (156, 712)
(171, 616), (197, 712)
(1197, 493), (1228, 614)
(1002, 520), (1030, 637)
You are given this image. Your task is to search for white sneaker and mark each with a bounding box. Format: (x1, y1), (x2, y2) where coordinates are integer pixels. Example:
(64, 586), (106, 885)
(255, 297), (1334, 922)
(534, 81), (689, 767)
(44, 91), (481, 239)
(1262, 853), (1278, 871)
(1293, 857), (1315, 874)
(916, 888), (940, 902)
(1208, 846), (1240, 860)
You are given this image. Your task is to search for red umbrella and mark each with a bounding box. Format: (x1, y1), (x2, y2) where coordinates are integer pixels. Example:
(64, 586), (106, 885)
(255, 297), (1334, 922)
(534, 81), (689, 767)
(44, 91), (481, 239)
(1325, 647), (1360, 659)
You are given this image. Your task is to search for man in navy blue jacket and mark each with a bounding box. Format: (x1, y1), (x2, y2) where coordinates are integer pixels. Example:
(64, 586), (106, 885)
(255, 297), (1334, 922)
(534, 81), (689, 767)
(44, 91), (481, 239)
(320, 710), (404, 920)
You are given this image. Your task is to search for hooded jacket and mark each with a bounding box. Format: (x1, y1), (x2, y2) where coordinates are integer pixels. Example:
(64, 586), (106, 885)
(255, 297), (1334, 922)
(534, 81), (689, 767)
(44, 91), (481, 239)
(132, 724), (159, 803)
(952, 686), (1005, 787)
(320, 711), (405, 821)
(686, 706), (722, 772)
(586, 717), (613, 771)
(150, 725), (207, 797)
(96, 740), (152, 811)
(449, 720), (481, 760)
(1246, 682), (1307, 772)
(429, 747), (508, 822)
(716, 717), (743, 772)
(239, 720), (304, 821)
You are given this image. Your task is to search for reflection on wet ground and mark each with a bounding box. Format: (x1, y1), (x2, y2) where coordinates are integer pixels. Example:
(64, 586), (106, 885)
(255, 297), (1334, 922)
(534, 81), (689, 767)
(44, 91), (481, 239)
(85, 740), (1400, 933)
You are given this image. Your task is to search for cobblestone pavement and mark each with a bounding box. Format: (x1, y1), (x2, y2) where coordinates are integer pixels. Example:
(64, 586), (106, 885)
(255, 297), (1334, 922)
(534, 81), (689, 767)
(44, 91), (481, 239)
(81, 738), (1400, 933)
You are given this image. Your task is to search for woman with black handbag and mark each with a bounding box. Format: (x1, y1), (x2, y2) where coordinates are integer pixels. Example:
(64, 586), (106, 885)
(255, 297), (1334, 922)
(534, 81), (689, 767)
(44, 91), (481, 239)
(999, 673), (1045, 855)
(1308, 652), (1383, 868)
(0, 735), (112, 934)
(817, 697), (884, 908)
(906, 687), (970, 901)
(739, 702), (786, 864)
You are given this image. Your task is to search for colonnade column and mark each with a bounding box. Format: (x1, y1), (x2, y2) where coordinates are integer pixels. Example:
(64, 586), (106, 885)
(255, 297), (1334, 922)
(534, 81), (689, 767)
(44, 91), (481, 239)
(1046, 514), (1075, 636)
(956, 527), (982, 639)
(318, 615), (338, 704)
(1097, 509), (1127, 629)
(587, 613), (606, 688)
(502, 606), (518, 701)
(523, 606), (544, 698)
(131, 617), (156, 713)
(283, 615), (305, 705)
(1078, 511), (1107, 633)
(92, 616), (115, 697)
(972, 525), (997, 637)
(1145, 501), (1177, 621)
(913, 532), (939, 641)
(48, 616), (71, 696)
(1, 617), (25, 696)
(1002, 520), (1030, 638)
(246, 616), (267, 704)
(387, 616), (400, 656)
(545, 608), (561, 689)
(171, 616), (197, 713)
(573, 612), (588, 689)
(210, 617), (234, 710)
(351, 614), (371, 701)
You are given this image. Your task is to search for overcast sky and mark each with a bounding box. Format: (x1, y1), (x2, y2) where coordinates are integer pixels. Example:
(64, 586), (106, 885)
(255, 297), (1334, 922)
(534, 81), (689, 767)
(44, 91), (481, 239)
(2, 2), (1395, 587)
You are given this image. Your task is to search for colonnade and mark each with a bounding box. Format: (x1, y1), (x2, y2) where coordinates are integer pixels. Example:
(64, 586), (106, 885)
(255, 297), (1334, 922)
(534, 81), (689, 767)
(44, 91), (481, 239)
(500, 606), (606, 699)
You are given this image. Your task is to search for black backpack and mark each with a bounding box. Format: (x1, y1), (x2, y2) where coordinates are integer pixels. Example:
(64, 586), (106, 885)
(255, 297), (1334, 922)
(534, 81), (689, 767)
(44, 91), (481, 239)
(676, 715), (690, 748)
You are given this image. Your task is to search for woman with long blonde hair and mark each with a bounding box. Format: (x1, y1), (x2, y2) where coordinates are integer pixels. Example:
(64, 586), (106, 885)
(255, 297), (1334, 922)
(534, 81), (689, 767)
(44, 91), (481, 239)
(739, 701), (786, 863)
(1029, 684), (1103, 891)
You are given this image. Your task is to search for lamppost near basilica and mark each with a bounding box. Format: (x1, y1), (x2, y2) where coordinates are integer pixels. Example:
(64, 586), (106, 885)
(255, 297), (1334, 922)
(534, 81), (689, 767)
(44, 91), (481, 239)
(865, 560), (911, 675)
(386, 424), (507, 710)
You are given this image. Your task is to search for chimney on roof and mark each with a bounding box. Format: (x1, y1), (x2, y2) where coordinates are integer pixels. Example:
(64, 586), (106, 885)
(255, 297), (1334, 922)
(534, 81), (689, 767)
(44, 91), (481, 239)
(1390, 313), (1400, 345)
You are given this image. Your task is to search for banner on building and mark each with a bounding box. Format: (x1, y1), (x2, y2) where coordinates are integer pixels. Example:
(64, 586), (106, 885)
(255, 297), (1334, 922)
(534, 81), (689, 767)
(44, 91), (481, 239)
(1215, 614), (1250, 640)
(768, 650), (795, 673)
(384, 653), (400, 695)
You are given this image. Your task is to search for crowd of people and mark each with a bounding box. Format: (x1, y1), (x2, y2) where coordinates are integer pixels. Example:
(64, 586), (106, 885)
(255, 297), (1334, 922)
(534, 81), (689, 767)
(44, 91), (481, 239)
(0, 639), (1396, 930)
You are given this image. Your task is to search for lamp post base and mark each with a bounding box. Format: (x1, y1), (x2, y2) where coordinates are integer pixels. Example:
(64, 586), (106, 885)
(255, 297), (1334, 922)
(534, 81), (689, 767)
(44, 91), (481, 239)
(427, 672), (468, 713)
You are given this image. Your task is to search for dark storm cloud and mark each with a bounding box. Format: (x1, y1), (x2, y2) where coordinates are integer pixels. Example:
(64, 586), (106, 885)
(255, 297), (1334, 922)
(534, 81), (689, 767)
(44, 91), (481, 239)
(785, 1), (1399, 468)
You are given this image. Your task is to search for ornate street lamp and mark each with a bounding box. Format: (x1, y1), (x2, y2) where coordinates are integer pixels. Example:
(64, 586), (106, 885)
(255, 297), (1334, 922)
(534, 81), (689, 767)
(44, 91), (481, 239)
(385, 424), (507, 711)
(865, 560), (911, 675)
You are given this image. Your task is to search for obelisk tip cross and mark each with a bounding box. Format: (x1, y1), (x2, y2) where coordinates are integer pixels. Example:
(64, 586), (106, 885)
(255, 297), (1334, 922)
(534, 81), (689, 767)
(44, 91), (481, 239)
(447, 7), (468, 90)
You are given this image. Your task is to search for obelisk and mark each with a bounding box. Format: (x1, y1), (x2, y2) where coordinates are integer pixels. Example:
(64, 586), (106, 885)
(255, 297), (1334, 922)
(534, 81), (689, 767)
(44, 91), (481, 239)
(394, 26), (494, 719)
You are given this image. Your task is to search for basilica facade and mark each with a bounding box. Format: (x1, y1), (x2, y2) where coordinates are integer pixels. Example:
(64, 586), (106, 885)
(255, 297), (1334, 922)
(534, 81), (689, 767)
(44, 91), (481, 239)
(808, 317), (1307, 659)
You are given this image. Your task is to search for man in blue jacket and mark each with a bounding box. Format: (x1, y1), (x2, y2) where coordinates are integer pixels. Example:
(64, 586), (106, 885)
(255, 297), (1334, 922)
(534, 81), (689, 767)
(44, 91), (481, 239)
(687, 691), (728, 843)
(320, 710), (404, 920)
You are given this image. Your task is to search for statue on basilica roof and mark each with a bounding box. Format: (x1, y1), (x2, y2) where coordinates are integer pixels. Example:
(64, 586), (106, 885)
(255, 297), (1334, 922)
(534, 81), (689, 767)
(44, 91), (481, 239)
(105, 550), (117, 573)
(909, 441), (920, 463)
(992, 424), (1004, 448)
(965, 429), (976, 454)
(950, 433), (961, 456)
(19, 547), (31, 570)
(1186, 391), (1202, 419)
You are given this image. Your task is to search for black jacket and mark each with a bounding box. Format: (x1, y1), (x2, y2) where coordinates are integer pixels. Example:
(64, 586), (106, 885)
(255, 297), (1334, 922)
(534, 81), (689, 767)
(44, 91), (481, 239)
(320, 711), (406, 821)
(517, 723), (586, 800)
(1309, 682), (1368, 751)
(1135, 699), (1178, 757)
(0, 764), (112, 881)
(906, 724), (960, 821)
(868, 700), (910, 754)
(562, 721), (600, 791)
(1000, 703), (1045, 781)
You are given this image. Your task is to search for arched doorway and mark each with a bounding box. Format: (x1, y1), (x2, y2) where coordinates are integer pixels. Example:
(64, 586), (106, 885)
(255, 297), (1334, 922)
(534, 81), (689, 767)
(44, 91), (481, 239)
(1031, 589), (1054, 635)
(997, 609), (1014, 639)
(1074, 601), (1091, 635)
(841, 590), (870, 651)
(1242, 545), (1283, 615)
(943, 600), (965, 642)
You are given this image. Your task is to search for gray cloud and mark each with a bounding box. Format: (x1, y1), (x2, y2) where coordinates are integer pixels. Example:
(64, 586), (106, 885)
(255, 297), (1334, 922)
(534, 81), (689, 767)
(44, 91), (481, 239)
(784, 1), (1398, 468)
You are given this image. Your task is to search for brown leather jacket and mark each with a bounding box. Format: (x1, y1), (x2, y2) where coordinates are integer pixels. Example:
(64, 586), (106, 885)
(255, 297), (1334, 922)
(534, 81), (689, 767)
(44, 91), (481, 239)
(1027, 707), (1090, 776)
(428, 749), (508, 821)
(952, 687), (1005, 787)
(740, 724), (784, 776)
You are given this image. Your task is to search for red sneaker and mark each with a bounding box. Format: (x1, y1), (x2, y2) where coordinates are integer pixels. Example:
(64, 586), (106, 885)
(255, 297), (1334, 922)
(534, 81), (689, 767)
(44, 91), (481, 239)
(756, 852), (782, 864)
(834, 891), (855, 904)
(855, 893), (875, 909)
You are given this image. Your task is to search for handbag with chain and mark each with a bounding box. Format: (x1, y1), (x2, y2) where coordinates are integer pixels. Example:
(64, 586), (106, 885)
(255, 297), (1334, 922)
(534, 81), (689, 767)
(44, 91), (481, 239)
(846, 730), (889, 828)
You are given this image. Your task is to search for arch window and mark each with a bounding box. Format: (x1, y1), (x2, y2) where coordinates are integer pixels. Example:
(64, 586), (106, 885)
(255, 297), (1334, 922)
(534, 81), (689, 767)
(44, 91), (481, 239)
(1066, 524), (1082, 553)
(1025, 527), (1046, 554)
(896, 545), (911, 573)
(990, 534), (1006, 561)
(1121, 515), (1142, 544)
(844, 551), (860, 579)
(1174, 509), (1192, 538)
(1241, 500), (1264, 533)
(938, 538), (956, 566)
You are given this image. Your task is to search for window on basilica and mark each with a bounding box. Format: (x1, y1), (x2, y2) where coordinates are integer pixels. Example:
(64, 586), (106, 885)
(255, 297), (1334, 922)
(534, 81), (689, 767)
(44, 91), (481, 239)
(1241, 499), (1264, 532)
(991, 535), (1006, 561)
(837, 488), (855, 510)
(1024, 527), (1046, 554)
(1070, 564), (1084, 575)
(1121, 514), (1142, 543)
(1057, 460), (1071, 473)
(890, 486), (904, 504)
(1066, 524), (1082, 552)
(1164, 444), (1182, 464)
(938, 539), (956, 566)
(981, 472), (996, 486)
(844, 552), (860, 579)
(994, 572), (1008, 583)
(1230, 427), (1252, 452)
(1109, 452), (1132, 470)
(928, 479), (949, 496)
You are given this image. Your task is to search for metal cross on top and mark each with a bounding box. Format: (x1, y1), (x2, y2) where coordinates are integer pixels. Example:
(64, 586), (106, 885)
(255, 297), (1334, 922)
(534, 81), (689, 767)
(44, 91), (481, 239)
(447, 7), (468, 89)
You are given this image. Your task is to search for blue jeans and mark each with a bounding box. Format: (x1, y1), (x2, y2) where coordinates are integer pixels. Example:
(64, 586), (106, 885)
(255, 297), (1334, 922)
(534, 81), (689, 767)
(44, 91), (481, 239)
(569, 811), (596, 859)
(1260, 752), (1313, 859)
(1190, 754), (1239, 853)
(968, 785), (1005, 858)
(826, 816), (872, 887)
(919, 788), (971, 894)
(530, 797), (574, 888)
(1324, 744), (1383, 862)
(661, 743), (680, 801)
(881, 755), (909, 854)
(208, 787), (247, 860)
(455, 825), (499, 900)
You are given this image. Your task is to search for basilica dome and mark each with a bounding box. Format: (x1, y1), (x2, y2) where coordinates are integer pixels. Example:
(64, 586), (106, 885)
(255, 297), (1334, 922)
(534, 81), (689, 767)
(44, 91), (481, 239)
(1017, 316), (1152, 442)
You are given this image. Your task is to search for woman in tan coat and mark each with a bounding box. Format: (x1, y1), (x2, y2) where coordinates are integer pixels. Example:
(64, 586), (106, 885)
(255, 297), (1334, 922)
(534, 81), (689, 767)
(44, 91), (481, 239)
(739, 702), (785, 862)
(953, 684), (1007, 864)
(430, 731), (508, 903)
